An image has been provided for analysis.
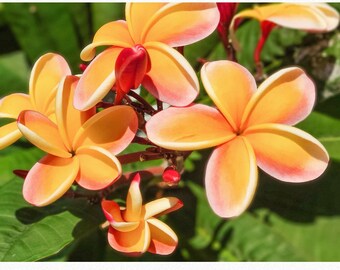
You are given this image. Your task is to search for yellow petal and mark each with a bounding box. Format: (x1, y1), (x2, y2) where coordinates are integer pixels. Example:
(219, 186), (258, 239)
(244, 124), (329, 183)
(126, 3), (167, 44)
(75, 146), (121, 190)
(241, 67), (315, 130)
(81, 20), (134, 61)
(309, 3), (339, 31)
(140, 3), (219, 46)
(56, 75), (96, 150)
(73, 105), (137, 154)
(147, 218), (178, 255)
(108, 221), (151, 254)
(146, 104), (235, 151)
(0, 93), (33, 119)
(201, 61), (256, 131)
(74, 47), (123, 111)
(205, 137), (258, 218)
(29, 53), (71, 114)
(123, 173), (142, 222)
(23, 154), (79, 206)
(17, 110), (71, 158)
(143, 197), (183, 220)
(0, 122), (22, 150)
(143, 42), (199, 106)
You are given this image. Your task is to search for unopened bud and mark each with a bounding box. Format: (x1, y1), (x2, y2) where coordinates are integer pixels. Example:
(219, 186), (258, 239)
(162, 167), (181, 186)
(13, 169), (28, 179)
(79, 63), (88, 72)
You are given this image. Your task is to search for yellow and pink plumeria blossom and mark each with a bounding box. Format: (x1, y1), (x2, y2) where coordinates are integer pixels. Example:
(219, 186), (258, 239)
(17, 75), (138, 206)
(102, 173), (183, 255)
(146, 60), (329, 218)
(0, 53), (71, 150)
(74, 2), (220, 110)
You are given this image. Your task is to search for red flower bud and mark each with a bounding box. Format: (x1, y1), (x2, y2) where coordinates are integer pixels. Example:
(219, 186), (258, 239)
(115, 45), (151, 104)
(13, 169), (28, 179)
(254, 20), (277, 63)
(79, 63), (88, 72)
(217, 3), (239, 37)
(162, 167), (181, 186)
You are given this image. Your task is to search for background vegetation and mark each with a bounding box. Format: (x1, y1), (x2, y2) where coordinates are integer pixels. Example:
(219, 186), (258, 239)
(0, 3), (340, 261)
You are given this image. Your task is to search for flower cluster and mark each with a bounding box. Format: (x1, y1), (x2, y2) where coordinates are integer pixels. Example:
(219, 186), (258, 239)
(0, 2), (338, 256)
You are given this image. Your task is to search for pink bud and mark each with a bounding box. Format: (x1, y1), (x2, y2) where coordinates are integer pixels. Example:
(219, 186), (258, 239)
(162, 167), (181, 185)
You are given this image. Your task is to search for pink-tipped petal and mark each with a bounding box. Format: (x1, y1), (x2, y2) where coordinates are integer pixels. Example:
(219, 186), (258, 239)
(29, 53), (71, 114)
(143, 197), (183, 220)
(205, 137), (258, 218)
(241, 67), (315, 129)
(124, 173), (142, 222)
(73, 105), (137, 154)
(0, 93), (33, 119)
(76, 146), (122, 190)
(146, 104), (235, 151)
(108, 221), (151, 254)
(74, 47), (123, 111)
(245, 124), (329, 183)
(23, 155), (79, 206)
(81, 20), (134, 61)
(17, 110), (71, 158)
(102, 199), (124, 223)
(0, 122), (22, 150)
(143, 42), (199, 106)
(140, 3), (219, 47)
(201, 61), (257, 130)
(147, 218), (178, 255)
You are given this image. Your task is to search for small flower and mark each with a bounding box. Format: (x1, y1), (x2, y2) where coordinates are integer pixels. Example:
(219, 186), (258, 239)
(0, 53), (71, 150)
(146, 60), (329, 218)
(74, 3), (220, 110)
(17, 75), (138, 206)
(102, 173), (183, 255)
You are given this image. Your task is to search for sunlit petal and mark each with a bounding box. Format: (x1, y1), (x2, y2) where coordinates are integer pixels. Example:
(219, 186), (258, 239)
(309, 3), (339, 31)
(147, 218), (178, 255)
(146, 104), (235, 151)
(205, 137), (258, 218)
(143, 42), (199, 106)
(201, 61), (256, 130)
(74, 47), (123, 111)
(143, 197), (183, 220)
(23, 154), (79, 206)
(29, 53), (71, 114)
(241, 67), (315, 129)
(0, 93), (33, 119)
(73, 105), (137, 154)
(123, 173), (142, 222)
(81, 20), (134, 61)
(245, 124), (329, 183)
(17, 110), (71, 158)
(0, 122), (22, 150)
(75, 146), (122, 190)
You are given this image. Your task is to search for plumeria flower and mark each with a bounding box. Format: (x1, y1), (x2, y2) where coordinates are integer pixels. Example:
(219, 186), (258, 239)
(146, 60), (329, 218)
(102, 173), (183, 255)
(0, 53), (71, 150)
(74, 2), (220, 110)
(230, 3), (339, 62)
(17, 75), (138, 206)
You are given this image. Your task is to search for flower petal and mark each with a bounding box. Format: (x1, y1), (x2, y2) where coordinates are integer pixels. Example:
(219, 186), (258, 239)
(23, 154), (79, 206)
(143, 42), (199, 106)
(241, 67), (315, 129)
(244, 124), (329, 183)
(73, 105), (137, 154)
(147, 218), (178, 255)
(0, 122), (22, 150)
(81, 20), (134, 61)
(146, 104), (235, 151)
(123, 173), (142, 222)
(102, 199), (124, 223)
(108, 221), (151, 254)
(29, 53), (71, 114)
(0, 93), (33, 119)
(139, 3), (219, 47)
(17, 110), (71, 158)
(201, 61), (256, 131)
(143, 197), (183, 220)
(205, 137), (258, 218)
(309, 3), (339, 31)
(56, 75), (96, 150)
(75, 146), (122, 190)
(74, 47), (123, 111)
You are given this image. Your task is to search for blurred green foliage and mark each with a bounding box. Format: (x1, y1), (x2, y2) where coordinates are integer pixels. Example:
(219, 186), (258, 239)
(0, 3), (340, 262)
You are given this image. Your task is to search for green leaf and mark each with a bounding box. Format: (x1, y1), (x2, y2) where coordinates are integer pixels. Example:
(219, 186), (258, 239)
(0, 177), (104, 261)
